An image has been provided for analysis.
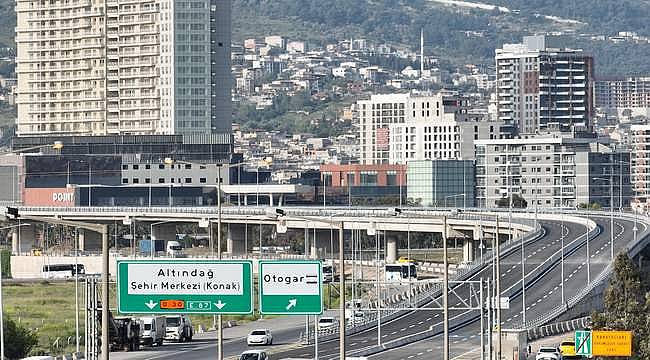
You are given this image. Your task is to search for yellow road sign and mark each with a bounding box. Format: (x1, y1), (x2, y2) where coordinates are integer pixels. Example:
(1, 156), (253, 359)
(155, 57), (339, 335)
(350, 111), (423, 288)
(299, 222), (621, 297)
(592, 330), (633, 357)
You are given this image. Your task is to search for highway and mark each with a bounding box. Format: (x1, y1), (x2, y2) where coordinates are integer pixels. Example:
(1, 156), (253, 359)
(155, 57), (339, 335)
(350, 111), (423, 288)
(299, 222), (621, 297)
(107, 215), (645, 360)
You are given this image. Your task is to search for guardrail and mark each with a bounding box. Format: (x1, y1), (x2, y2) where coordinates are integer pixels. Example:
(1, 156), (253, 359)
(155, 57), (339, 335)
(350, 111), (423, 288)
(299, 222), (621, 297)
(527, 316), (591, 341)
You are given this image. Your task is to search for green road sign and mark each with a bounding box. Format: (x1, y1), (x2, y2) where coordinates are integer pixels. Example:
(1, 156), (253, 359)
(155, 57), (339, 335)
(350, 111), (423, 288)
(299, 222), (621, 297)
(117, 260), (253, 315)
(575, 330), (592, 357)
(259, 260), (323, 315)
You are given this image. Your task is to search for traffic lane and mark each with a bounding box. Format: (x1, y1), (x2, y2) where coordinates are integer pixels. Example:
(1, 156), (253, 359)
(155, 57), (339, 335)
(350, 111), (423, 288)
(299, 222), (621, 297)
(271, 220), (574, 358)
(367, 328), (483, 360)
(507, 218), (631, 328)
(273, 220), (575, 358)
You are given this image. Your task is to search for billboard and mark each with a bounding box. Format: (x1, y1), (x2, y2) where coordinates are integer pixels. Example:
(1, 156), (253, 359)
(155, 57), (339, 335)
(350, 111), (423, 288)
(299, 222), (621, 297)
(23, 188), (76, 207)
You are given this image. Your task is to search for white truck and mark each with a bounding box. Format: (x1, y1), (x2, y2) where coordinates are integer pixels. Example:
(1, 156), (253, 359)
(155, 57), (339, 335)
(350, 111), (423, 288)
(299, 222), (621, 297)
(140, 316), (165, 346)
(165, 315), (193, 342)
(166, 241), (183, 257)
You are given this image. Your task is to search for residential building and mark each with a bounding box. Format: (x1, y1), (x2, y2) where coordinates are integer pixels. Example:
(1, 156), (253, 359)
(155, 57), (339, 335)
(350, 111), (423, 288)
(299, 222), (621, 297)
(595, 77), (650, 118)
(631, 125), (650, 211)
(495, 35), (594, 136)
(15, 0), (231, 137)
(357, 92), (501, 164)
(407, 160), (475, 207)
(475, 135), (630, 208)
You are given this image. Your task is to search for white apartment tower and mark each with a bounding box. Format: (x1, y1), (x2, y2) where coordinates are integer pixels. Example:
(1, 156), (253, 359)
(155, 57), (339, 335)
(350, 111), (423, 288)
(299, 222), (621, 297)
(495, 36), (593, 136)
(15, 0), (231, 136)
(357, 92), (501, 164)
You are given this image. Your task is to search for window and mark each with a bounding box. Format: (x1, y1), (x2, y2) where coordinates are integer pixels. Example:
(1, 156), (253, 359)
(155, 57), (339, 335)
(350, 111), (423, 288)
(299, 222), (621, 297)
(122, 178), (128, 184)
(158, 178), (165, 183)
(145, 164), (151, 170)
(122, 165), (128, 170)
(145, 178), (151, 184)
(133, 178), (139, 184)
(185, 164), (191, 170)
(185, 178), (192, 183)
(133, 165), (139, 170)
(159, 164), (165, 169)
(200, 178), (206, 183)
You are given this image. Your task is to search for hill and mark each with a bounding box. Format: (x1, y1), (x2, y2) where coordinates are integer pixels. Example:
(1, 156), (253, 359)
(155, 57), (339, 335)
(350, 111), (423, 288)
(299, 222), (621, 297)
(0, 0), (648, 76)
(232, 0), (650, 76)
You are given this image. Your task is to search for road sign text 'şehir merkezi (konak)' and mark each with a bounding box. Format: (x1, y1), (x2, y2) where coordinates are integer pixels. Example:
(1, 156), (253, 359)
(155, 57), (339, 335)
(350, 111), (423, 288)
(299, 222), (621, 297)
(117, 260), (253, 314)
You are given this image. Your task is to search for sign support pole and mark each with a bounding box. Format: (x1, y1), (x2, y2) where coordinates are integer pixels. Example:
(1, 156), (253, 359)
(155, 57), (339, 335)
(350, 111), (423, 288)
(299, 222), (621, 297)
(101, 227), (109, 360)
(217, 172), (223, 360)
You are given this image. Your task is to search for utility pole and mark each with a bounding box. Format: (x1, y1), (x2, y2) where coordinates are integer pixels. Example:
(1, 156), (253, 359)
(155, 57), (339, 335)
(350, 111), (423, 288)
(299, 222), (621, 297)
(443, 215), (449, 360)
(495, 215), (501, 360)
(338, 222), (345, 360)
(217, 165), (223, 360)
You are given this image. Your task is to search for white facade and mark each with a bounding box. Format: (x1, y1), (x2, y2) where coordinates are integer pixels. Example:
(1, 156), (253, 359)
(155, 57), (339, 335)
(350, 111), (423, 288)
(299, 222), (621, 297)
(358, 92), (501, 164)
(15, 0), (230, 137)
(631, 125), (650, 211)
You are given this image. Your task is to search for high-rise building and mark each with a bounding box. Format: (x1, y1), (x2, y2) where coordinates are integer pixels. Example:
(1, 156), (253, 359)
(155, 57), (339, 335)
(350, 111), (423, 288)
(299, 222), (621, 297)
(595, 77), (650, 118)
(15, 0), (231, 137)
(357, 92), (501, 165)
(475, 135), (630, 208)
(631, 125), (650, 211)
(495, 36), (594, 136)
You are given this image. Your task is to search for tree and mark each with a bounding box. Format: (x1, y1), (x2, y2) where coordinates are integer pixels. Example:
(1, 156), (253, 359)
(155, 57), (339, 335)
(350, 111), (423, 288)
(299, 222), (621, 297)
(3, 315), (38, 359)
(591, 253), (650, 359)
(496, 194), (527, 208)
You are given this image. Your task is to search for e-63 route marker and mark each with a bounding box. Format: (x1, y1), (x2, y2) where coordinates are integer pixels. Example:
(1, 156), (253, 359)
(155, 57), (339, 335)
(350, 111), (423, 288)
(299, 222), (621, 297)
(117, 260), (253, 314)
(259, 260), (323, 315)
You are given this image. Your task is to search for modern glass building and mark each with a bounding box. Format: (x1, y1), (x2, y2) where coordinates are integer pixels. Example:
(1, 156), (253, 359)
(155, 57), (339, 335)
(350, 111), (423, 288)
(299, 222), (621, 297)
(407, 160), (475, 207)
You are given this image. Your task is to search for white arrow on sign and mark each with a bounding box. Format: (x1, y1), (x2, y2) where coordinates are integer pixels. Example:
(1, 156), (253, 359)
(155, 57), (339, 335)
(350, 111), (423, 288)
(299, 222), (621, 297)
(286, 298), (297, 310)
(145, 300), (158, 310)
(214, 300), (226, 310)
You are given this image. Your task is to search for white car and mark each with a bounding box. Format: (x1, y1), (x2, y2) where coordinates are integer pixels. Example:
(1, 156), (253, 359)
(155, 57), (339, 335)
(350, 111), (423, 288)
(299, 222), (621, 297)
(240, 350), (269, 360)
(536, 346), (562, 360)
(247, 329), (273, 346)
(317, 317), (337, 330)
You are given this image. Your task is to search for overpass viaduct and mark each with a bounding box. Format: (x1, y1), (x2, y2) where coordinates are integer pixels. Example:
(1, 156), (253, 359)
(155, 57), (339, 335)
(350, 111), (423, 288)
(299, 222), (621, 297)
(4, 206), (543, 264)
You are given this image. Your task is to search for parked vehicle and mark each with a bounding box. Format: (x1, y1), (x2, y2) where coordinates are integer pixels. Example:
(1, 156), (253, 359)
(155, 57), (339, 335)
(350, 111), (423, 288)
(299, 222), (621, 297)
(239, 350), (269, 360)
(140, 316), (165, 346)
(247, 329), (273, 346)
(165, 315), (193, 342)
(536, 346), (562, 360)
(166, 241), (183, 257)
(317, 317), (337, 330)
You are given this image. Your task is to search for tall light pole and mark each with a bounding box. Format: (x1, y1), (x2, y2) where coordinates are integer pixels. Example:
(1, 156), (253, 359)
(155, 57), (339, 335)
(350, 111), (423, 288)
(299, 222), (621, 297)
(443, 215), (449, 360)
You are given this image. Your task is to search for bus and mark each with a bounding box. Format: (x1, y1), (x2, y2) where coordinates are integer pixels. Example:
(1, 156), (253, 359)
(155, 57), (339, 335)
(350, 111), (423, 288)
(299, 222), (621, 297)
(385, 264), (417, 282)
(42, 264), (85, 279)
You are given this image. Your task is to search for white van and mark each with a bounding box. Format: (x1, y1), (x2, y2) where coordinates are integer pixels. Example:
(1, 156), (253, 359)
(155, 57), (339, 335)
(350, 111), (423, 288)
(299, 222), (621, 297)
(166, 241), (183, 257)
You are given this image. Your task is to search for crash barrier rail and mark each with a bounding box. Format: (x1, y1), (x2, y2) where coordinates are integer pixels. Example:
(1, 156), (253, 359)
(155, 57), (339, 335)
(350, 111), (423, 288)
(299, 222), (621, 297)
(527, 316), (591, 341)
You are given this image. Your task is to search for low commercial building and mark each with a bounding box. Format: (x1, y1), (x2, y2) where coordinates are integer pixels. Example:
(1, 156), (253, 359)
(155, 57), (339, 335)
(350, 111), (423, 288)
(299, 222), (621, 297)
(475, 135), (631, 208)
(319, 164), (407, 205)
(407, 160), (475, 207)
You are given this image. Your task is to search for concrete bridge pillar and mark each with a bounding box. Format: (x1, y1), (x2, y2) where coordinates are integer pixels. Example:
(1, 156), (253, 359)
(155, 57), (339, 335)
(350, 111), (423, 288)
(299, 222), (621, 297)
(78, 229), (102, 252)
(386, 232), (398, 263)
(462, 239), (474, 263)
(227, 223), (247, 256)
(12, 224), (37, 255)
(151, 223), (176, 242)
